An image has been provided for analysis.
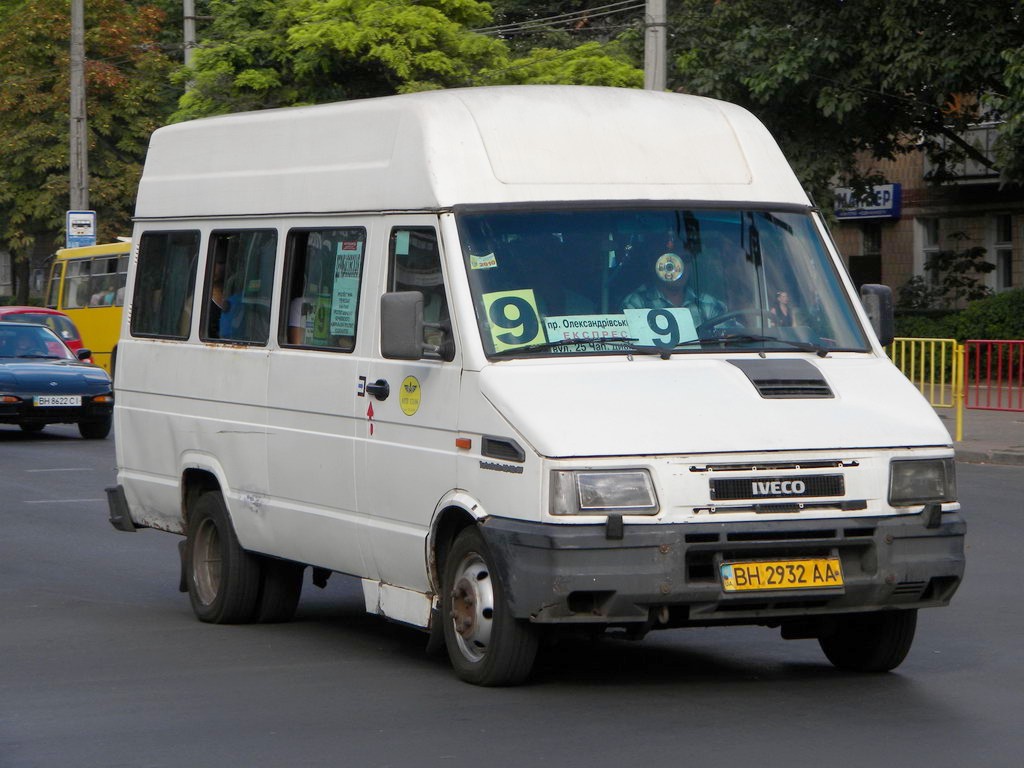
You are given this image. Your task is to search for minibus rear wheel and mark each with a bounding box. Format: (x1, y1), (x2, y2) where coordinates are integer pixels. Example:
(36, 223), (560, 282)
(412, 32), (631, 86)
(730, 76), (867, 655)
(818, 609), (917, 672)
(185, 492), (261, 624)
(442, 527), (538, 686)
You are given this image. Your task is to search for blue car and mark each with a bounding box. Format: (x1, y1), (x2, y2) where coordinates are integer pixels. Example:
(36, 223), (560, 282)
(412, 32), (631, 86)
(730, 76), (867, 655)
(0, 321), (114, 439)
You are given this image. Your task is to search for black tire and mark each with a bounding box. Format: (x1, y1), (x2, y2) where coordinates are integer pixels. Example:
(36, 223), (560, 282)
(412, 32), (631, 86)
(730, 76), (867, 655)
(441, 527), (538, 686)
(19, 423), (45, 433)
(78, 415), (112, 440)
(819, 609), (918, 673)
(184, 492), (261, 624)
(255, 557), (304, 623)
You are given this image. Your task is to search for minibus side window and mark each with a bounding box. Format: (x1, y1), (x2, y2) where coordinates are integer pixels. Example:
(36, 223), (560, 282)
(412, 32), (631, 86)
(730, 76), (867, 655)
(388, 227), (453, 361)
(279, 228), (366, 351)
(130, 231), (200, 339)
(202, 230), (277, 345)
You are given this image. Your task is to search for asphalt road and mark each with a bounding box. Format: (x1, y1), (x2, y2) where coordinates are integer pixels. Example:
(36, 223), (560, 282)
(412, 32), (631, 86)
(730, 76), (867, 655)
(2, 424), (1022, 768)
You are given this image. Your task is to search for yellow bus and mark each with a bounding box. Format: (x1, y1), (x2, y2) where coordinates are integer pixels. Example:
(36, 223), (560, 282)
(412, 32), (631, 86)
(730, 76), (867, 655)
(46, 240), (131, 373)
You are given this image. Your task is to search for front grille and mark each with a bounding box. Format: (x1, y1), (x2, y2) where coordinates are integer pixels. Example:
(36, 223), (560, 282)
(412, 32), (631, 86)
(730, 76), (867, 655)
(711, 474), (845, 501)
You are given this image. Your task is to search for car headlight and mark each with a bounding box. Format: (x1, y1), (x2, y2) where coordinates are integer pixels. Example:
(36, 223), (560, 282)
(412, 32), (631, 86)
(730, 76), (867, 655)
(888, 458), (957, 506)
(550, 470), (659, 516)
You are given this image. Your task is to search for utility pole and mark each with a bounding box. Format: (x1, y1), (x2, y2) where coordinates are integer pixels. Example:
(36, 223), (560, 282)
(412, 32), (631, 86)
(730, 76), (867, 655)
(183, 0), (196, 67)
(69, 0), (89, 210)
(644, 0), (666, 91)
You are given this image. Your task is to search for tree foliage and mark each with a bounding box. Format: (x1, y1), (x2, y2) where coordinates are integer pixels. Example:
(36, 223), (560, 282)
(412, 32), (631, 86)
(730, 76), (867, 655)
(174, 0), (642, 121)
(669, 0), (1024, 200)
(0, 0), (176, 297)
(897, 234), (996, 312)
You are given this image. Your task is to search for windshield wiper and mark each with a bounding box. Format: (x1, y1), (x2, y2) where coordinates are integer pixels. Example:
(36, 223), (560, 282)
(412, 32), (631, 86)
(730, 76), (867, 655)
(674, 333), (830, 357)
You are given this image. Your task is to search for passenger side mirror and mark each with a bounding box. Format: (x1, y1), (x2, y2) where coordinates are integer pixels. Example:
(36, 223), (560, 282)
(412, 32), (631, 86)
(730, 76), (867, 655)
(380, 291), (427, 360)
(859, 284), (895, 347)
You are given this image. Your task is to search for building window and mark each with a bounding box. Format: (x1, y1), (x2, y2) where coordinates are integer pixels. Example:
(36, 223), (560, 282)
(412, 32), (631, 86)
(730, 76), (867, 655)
(848, 222), (882, 288)
(995, 214), (1013, 291)
(862, 222), (882, 256)
(919, 218), (941, 285)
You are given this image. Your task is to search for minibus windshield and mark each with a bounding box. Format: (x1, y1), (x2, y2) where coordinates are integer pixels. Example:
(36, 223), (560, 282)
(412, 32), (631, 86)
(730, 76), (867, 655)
(457, 207), (870, 359)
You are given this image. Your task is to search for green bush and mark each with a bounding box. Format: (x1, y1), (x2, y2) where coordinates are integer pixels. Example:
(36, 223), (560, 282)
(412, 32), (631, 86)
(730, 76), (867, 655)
(953, 288), (1024, 341)
(895, 289), (1024, 341)
(894, 310), (959, 340)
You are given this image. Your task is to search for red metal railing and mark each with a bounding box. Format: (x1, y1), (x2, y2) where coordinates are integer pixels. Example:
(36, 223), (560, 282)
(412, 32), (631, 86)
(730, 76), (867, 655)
(964, 340), (1024, 412)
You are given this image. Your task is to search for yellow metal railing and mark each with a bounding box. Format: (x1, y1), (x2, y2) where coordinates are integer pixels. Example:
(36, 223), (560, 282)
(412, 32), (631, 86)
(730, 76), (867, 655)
(889, 337), (964, 441)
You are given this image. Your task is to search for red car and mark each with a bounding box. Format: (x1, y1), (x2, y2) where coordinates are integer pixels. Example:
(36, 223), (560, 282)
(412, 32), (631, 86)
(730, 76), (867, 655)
(0, 306), (92, 363)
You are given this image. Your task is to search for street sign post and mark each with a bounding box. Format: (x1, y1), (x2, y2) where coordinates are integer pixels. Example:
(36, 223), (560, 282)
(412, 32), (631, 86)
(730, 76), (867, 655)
(66, 210), (97, 248)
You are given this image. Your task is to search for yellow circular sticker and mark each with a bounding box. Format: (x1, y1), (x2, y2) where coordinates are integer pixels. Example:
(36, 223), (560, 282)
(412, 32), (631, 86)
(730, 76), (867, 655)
(399, 375), (421, 416)
(655, 252), (684, 283)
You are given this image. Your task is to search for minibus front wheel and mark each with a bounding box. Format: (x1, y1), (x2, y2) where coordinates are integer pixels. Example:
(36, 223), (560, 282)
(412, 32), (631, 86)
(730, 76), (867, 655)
(818, 609), (917, 672)
(184, 492), (261, 624)
(442, 527), (538, 686)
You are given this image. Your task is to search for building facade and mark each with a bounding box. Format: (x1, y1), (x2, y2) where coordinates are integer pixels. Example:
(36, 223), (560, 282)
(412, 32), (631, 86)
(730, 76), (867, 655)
(831, 128), (1024, 304)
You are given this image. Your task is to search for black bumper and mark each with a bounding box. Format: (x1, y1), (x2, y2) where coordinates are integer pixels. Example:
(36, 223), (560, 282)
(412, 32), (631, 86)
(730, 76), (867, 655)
(0, 396), (113, 426)
(479, 511), (965, 626)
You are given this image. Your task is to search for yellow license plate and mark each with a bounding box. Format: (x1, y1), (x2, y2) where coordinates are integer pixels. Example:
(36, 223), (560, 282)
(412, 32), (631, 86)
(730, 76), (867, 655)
(720, 558), (843, 592)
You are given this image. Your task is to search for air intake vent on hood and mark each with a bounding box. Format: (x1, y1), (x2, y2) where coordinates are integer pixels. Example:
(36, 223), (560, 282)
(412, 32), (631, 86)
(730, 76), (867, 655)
(728, 359), (833, 399)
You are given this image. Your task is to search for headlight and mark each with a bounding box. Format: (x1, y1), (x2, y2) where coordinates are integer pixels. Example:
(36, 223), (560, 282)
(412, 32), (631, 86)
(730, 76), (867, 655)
(888, 458), (957, 506)
(550, 470), (659, 516)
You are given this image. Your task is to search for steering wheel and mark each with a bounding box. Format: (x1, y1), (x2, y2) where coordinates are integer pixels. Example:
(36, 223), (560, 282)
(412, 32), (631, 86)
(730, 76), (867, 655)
(696, 309), (761, 335)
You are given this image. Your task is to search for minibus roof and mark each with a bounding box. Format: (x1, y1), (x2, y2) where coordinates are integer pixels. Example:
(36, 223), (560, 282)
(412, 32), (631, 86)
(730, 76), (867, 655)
(135, 86), (811, 219)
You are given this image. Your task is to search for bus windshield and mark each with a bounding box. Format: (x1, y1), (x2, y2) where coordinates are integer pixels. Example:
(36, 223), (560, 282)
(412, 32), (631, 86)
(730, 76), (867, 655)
(457, 207), (870, 359)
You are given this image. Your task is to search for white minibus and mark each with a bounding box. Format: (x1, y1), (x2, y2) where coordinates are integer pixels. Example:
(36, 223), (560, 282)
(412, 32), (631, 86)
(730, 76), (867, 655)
(108, 86), (964, 685)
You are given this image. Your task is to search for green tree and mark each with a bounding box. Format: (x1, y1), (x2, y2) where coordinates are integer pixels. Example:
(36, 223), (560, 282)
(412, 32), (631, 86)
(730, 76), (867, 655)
(923, 232), (996, 309)
(484, 42), (641, 87)
(174, 0), (509, 119)
(173, 0), (642, 121)
(482, 0), (644, 55)
(0, 0), (176, 301)
(670, 1), (1024, 201)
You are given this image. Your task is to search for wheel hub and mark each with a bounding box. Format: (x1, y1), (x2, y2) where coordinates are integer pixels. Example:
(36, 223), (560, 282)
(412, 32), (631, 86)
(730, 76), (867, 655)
(449, 554), (495, 662)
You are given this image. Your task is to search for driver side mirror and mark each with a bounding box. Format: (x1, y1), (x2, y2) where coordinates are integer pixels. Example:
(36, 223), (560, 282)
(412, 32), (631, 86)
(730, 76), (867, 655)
(859, 284), (895, 347)
(381, 291), (427, 360)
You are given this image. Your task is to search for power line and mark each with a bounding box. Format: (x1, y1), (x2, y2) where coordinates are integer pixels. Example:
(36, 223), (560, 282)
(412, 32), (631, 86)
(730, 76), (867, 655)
(473, 2), (645, 36)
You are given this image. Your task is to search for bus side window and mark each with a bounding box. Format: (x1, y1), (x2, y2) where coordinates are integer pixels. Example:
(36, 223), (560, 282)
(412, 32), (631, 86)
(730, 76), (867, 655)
(130, 231), (200, 339)
(280, 227), (366, 351)
(64, 259), (90, 309)
(203, 230), (277, 345)
(46, 263), (64, 308)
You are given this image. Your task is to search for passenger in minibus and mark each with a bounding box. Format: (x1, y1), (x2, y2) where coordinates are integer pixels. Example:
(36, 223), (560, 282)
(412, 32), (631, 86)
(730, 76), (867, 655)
(620, 250), (726, 320)
(769, 290), (797, 326)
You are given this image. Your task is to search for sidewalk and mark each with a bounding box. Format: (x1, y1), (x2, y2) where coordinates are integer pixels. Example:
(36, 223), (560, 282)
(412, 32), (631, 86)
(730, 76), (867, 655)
(933, 405), (1024, 466)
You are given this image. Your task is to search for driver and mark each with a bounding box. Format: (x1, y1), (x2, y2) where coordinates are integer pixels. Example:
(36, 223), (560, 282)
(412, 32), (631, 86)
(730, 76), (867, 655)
(620, 251), (726, 320)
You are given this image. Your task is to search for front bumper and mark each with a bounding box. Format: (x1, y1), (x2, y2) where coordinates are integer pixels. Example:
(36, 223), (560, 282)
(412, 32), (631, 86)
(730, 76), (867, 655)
(0, 395), (113, 426)
(479, 510), (965, 626)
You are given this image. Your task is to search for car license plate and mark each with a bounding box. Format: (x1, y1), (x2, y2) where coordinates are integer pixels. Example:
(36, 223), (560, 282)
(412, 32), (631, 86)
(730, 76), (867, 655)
(33, 395), (82, 407)
(720, 558), (843, 592)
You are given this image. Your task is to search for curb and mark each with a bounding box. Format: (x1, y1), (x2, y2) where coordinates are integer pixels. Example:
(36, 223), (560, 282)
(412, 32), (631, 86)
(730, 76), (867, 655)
(954, 448), (1024, 467)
